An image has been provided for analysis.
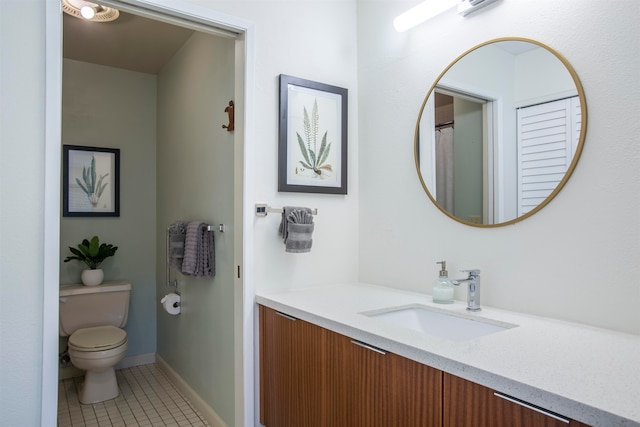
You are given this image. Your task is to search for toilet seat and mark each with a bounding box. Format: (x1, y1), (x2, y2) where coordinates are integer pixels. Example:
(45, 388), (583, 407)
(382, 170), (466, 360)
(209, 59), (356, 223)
(68, 325), (127, 352)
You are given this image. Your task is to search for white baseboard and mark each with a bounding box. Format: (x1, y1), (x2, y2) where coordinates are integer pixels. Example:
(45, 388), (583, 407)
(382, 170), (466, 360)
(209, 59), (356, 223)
(155, 354), (228, 427)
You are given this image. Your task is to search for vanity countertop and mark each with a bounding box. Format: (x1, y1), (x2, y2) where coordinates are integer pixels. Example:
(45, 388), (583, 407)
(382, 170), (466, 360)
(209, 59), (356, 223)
(256, 283), (640, 427)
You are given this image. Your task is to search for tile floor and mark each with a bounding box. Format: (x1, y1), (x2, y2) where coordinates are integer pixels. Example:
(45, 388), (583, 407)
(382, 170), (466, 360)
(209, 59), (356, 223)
(58, 364), (210, 427)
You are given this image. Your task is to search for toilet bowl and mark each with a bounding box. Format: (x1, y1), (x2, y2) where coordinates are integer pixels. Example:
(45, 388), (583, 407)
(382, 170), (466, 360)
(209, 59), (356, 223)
(68, 325), (128, 404)
(59, 281), (132, 404)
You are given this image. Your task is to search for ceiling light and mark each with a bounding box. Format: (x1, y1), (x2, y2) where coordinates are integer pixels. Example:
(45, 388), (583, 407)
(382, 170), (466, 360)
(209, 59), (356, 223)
(394, 0), (459, 32)
(62, 0), (120, 22)
(80, 6), (96, 20)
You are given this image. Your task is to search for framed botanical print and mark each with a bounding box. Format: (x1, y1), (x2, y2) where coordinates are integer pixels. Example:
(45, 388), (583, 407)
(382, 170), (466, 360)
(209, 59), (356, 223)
(278, 74), (348, 194)
(63, 145), (120, 217)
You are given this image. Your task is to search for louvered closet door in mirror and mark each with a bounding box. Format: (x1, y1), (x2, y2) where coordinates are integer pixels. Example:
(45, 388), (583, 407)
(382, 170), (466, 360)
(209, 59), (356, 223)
(517, 96), (581, 216)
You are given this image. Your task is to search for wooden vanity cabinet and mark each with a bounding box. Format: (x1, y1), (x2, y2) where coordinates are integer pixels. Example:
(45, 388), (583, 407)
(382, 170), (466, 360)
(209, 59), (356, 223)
(325, 332), (442, 426)
(443, 373), (590, 427)
(260, 305), (590, 427)
(259, 306), (326, 427)
(259, 305), (442, 427)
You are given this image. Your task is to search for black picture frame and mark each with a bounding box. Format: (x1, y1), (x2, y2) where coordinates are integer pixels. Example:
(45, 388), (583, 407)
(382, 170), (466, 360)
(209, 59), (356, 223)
(278, 74), (348, 194)
(63, 145), (120, 217)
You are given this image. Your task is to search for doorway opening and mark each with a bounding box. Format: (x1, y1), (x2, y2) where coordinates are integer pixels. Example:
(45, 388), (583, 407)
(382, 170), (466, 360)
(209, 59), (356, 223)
(44, 2), (255, 426)
(433, 90), (486, 223)
(430, 88), (498, 224)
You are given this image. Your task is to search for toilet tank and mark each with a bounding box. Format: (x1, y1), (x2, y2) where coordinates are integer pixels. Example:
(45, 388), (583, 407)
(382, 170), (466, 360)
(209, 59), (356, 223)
(59, 281), (132, 336)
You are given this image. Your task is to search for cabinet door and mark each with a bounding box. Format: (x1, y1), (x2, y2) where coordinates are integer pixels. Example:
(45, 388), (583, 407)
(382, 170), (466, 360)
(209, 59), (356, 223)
(390, 346), (443, 426)
(444, 373), (590, 427)
(260, 306), (326, 427)
(326, 333), (442, 427)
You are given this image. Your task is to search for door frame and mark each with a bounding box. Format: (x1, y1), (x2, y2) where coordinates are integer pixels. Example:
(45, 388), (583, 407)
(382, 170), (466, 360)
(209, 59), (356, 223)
(436, 81), (503, 223)
(43, 1), (256, 425)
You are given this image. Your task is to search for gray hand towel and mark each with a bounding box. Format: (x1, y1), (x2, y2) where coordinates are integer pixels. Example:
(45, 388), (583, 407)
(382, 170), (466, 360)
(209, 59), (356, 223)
(182, 221), (215, 277)
(279, 206), (313, 243)
(167, 221), (187, 272)
(284, 209), (314, 253)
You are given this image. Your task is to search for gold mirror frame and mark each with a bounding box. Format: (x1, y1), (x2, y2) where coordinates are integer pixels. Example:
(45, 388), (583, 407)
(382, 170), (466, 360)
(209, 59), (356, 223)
(414, 37), (588, 227)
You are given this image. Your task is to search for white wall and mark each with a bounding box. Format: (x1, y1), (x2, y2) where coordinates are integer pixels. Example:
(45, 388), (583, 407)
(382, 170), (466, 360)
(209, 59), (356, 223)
(0, 1), (46, 424)
(357, 0), (640, 335)
(196, 0), (360, 294)
(514, 47), (577, 105)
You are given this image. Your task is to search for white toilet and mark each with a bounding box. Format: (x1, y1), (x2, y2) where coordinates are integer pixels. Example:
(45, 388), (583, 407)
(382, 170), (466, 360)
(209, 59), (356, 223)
(59, 280), (131, 404)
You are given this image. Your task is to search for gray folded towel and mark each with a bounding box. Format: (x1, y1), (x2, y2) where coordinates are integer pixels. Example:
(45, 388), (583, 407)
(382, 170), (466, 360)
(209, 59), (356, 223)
(167, 221), (187, 272)
(182, 221), (215, 277)
(279, 206), (313, 243)
(279, 207), (314, 253)
(286, 222), (314, 253)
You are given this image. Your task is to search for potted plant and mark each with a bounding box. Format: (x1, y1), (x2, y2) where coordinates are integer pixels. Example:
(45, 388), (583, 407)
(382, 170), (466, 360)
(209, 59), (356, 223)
(64, 236), (118, 286)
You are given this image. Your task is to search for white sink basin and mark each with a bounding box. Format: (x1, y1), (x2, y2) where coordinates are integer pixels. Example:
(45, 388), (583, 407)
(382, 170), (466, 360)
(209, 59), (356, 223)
(362, 304), (517, 342)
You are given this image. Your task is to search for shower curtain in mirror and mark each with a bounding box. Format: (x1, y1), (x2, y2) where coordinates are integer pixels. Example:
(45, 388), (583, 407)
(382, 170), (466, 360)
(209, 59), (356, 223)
(435, 127), (454, 214)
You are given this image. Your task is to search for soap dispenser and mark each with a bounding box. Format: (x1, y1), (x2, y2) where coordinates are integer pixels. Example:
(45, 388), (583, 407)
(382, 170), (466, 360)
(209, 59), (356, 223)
(433, 261), (454, 304)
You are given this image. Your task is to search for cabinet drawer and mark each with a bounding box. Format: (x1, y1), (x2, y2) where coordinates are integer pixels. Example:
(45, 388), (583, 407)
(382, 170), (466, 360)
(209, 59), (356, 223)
(326, 334), (442, 426)
(444, 373), (590, 427)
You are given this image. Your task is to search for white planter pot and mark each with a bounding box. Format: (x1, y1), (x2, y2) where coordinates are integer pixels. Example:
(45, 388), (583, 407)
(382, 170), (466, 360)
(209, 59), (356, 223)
(81, 269), (104, 286)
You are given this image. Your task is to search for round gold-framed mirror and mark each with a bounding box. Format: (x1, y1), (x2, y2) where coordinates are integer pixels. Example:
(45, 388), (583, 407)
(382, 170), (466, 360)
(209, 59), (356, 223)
(414, 37), (587, 227)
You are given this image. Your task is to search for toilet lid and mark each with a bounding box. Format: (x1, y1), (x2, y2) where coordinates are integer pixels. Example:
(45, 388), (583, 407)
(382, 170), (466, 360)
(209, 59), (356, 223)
(69, 325), (127, 351)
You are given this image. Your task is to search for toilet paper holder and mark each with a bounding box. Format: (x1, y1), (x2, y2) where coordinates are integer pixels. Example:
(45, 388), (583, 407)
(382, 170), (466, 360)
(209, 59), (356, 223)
(161, 292), (181, 315)
(163, 291), (180, 307)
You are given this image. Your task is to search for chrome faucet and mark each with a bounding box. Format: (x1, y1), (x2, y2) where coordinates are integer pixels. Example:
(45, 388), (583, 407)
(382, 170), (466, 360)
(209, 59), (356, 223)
(451, 269), (481, 311)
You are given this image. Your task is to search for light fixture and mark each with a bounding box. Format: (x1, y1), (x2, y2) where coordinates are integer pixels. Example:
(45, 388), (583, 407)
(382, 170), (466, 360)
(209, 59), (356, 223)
(62, 0), (119, 22)
(394, 0), (501, 32)
(457, 0), (499, 16)
(393, 0), (459, 32)
(80, 6), (96, 20)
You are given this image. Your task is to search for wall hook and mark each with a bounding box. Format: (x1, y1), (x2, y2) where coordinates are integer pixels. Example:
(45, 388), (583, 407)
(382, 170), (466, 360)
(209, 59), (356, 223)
(222, 100), (234, 132)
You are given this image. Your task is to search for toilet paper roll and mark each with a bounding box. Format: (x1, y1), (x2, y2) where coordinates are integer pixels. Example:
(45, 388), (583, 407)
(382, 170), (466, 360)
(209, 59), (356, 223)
(161, 293), (181, 315)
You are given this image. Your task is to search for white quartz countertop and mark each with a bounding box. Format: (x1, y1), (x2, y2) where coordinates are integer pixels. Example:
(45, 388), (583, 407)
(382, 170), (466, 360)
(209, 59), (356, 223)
(256, 283), (640, 427)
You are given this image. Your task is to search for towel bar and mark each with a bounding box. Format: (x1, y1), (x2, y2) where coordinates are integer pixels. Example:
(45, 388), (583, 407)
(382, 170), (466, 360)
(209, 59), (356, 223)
(255, 203), (318, 217)
(168, 224), (224, 233)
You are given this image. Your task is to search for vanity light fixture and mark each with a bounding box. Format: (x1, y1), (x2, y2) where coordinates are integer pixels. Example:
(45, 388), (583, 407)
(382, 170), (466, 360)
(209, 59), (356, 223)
(62, 0), (120, 22)
(394, 0), (459, 32)
(394, 0), (500, 32)
(457, 0), (500, 17)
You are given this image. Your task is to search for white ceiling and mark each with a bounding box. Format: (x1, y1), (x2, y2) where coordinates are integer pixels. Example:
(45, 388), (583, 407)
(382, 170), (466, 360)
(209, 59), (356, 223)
(495, 40), (539, 55)
(63, 11), (194, 74)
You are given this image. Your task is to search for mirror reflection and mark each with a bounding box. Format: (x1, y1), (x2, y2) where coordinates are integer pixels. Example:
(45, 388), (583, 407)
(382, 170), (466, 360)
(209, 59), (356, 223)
(415, 38), (587, 226)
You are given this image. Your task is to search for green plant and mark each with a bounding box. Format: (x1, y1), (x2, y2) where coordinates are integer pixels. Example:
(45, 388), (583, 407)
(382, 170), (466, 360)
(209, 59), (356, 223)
(296, 99), (332, 176)
(64, 236), (118, 269)
(76, 156), (109, 207)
